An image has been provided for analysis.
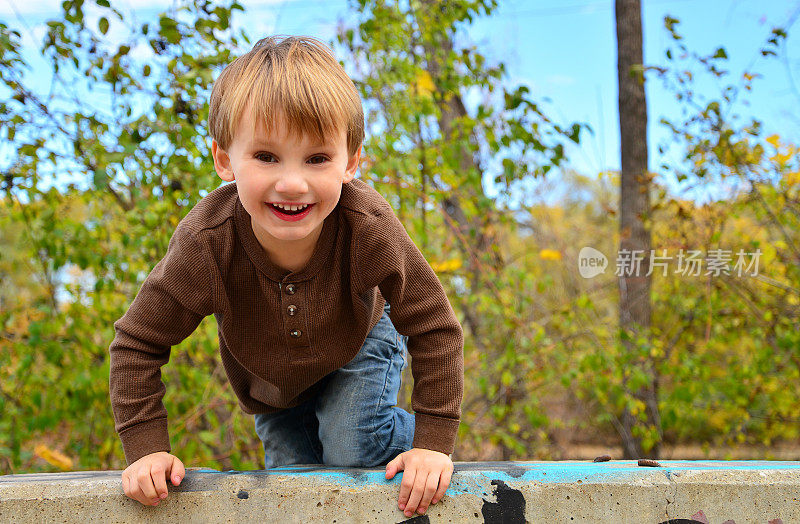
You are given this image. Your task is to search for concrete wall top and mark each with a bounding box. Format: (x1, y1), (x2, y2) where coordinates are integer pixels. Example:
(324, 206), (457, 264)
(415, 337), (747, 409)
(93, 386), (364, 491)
(1, 460), (798, 523)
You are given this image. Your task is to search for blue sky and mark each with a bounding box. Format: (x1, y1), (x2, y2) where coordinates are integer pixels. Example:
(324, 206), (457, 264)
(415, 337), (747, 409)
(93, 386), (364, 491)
(2, 0), (799, 204)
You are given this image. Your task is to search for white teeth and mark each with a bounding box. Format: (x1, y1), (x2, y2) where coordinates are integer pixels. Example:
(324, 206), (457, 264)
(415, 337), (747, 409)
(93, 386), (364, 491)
(273, 203), (309, 211)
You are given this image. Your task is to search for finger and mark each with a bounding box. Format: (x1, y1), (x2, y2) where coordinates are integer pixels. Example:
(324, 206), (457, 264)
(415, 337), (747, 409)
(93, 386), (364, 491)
(416, 471), (440, 514)
(169, 456), (185, 486)
(122, 473), (129, 496)
(397, 466), (416, 511)
(136, 468), (158, 504)
(385, 453), (404, 480)
(404, 470), (429, 517)
(128, 481), (149, 506)
(151, 463), (169, 501)
(432, 465), (453, 504)
(150, 462), (169, 502)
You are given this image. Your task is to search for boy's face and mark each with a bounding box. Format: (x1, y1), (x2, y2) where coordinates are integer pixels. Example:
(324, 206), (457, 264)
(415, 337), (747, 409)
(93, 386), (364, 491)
(212, 105), (361, 258)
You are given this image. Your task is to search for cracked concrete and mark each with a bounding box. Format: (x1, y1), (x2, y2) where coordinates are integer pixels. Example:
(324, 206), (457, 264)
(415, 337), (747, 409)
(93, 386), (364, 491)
(662, 469), (680, 521)
(1, 461), (799, 522)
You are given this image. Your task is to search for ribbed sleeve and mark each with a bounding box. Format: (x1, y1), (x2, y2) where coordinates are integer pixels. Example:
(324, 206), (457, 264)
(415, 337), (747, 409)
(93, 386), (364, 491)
(109, 225), (213, 465)
(355, 204), (464, 454)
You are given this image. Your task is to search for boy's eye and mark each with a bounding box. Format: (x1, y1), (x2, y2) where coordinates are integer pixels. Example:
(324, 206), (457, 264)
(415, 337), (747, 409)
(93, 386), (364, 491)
(255, 153), (276, 163)
(308, 155), (328, 165)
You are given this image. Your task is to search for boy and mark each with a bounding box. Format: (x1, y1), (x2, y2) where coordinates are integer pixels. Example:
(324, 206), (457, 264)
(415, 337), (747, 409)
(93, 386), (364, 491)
(109, 35), (464, 519)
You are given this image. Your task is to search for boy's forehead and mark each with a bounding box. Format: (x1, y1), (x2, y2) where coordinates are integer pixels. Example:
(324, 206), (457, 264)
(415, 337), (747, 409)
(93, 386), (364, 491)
(239, 107), (343, 148)
(246, 132), (328, 148)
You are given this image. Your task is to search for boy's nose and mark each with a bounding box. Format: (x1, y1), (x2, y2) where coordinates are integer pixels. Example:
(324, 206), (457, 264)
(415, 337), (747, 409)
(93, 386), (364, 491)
(274, 170), (309, 195)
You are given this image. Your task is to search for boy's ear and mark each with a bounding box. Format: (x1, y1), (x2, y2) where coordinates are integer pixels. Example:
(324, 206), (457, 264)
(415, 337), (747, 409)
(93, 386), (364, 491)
(211, 139), (236, 182)
(343, 145), (362, 184)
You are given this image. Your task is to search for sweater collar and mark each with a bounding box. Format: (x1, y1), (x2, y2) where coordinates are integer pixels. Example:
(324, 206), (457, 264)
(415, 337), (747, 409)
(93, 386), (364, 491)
(234, 197), (338, 282)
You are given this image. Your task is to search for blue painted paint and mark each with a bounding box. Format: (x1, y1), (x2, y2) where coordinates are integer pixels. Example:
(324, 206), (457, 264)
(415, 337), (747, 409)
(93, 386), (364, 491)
(192, 461), (800, 494)
(193, 467), (400, 486)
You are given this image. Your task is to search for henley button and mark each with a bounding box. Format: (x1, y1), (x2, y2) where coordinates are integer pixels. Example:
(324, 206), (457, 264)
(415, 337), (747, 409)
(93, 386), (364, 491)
(285, 283), (296, 295)
(287, 305), (297, 316)
(290, 329), (302, 338)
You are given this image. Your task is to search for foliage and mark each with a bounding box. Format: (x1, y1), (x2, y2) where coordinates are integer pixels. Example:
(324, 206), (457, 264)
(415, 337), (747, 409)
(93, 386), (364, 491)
(338, 0), (587, 460)
(0, 0), (264, 473)
(649, 17), (800, 449)
(558, 16), (800, 456)
(1, 1), (798, 474)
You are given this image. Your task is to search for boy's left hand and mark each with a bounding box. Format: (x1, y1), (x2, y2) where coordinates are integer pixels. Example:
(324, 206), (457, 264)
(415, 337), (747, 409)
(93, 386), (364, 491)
(385, 447), (453, 517)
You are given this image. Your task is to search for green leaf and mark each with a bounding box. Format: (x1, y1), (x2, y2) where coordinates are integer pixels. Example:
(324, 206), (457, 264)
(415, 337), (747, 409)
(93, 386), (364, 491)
(98, 17), (108, 35)
(93, 168), (108, 189)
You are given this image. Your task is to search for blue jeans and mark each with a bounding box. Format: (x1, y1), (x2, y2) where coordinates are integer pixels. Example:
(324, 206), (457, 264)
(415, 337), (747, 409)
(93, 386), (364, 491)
(254, 302), (415, 468)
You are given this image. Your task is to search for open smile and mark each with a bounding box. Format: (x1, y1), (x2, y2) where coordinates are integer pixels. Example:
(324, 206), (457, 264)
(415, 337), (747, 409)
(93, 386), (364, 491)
(267, 202), (315, 222)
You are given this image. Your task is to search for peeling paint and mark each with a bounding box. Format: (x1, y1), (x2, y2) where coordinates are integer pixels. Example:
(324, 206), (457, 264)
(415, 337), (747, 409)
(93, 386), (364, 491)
(481, 479), (526, 524)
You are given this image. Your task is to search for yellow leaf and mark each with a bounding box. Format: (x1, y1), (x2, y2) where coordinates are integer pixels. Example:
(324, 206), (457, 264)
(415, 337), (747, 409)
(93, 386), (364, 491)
(766, 134), (780, 148)
(34, 444), (73, 470)
(539, 249), (562, 261)
(708, 410), (728, 431)
(773, 151), (792, 166)
(783, 171), (800, 187)
(430, 258), (462, 273)
(414, 70), (435, 98)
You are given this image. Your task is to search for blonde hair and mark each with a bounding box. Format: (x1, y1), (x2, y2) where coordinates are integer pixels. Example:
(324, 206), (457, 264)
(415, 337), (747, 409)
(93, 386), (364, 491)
(208, 35), (364, 156)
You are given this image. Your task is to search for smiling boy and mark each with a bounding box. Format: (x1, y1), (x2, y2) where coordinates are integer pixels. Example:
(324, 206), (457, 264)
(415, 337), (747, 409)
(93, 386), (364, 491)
(109, 36), (464, 518)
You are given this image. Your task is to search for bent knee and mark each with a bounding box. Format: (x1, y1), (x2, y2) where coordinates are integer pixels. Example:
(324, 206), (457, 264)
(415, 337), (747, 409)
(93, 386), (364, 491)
(319, 423), (382, 467)
(319, 412), (413, 467)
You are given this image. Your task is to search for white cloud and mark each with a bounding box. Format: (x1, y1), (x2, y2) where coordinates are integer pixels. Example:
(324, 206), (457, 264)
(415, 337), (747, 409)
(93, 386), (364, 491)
(545, 74), (575, 87)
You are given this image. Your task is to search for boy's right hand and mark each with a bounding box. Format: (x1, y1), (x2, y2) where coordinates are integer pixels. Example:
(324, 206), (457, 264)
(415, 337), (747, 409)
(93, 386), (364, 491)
(121, 451), (185, 506)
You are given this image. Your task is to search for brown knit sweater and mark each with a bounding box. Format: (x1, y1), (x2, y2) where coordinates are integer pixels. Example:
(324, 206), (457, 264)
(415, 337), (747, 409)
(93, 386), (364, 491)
(108, 178), (464, 465)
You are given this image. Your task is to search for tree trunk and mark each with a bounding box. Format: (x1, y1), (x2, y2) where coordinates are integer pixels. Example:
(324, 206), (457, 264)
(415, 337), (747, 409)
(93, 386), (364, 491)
(615, 0), (660, 459)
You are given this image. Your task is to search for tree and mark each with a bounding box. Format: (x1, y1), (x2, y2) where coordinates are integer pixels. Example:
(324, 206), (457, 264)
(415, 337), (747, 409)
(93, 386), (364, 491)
(615, 0), (659, 459)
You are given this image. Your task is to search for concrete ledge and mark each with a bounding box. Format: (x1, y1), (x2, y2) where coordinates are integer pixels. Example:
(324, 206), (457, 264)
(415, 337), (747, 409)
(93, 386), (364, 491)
(1, 461), (799, 523)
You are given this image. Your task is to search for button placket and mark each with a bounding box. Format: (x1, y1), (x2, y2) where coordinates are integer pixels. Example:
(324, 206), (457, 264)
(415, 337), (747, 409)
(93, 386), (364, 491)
(281, 281), (307, 346)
